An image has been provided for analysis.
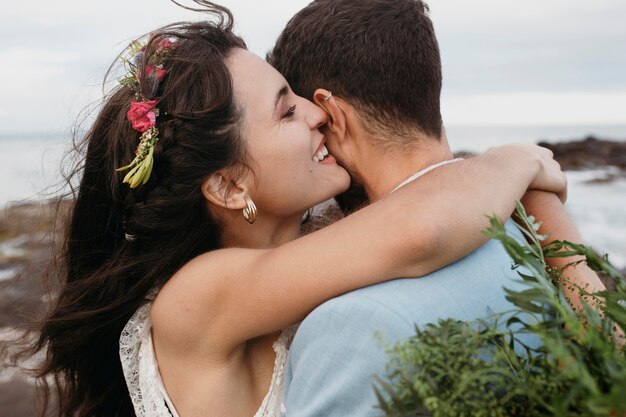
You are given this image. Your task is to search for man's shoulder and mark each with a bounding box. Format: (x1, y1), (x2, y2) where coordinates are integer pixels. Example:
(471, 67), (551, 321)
(289, 284), (417, 369)
(298, 222), (526, 339)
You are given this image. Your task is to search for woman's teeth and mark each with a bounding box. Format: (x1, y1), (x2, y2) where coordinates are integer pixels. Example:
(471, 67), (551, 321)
(313, 145), (329, 163)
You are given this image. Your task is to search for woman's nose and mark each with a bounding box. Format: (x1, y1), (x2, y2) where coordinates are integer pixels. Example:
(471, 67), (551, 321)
(306, 98), (328, 130)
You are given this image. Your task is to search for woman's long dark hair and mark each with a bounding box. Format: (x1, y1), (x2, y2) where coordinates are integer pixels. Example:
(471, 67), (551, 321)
(29, 2), (247, 416)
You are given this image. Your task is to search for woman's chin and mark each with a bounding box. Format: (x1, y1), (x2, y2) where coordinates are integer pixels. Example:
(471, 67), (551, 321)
(308, 162), (351, 204)
(336, 168), (352, 193)
(329, 175), (352, 200)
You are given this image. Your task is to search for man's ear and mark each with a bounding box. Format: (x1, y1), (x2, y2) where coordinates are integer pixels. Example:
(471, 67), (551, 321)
(201, 170), (249, 211)
(313, 89), (346, 141)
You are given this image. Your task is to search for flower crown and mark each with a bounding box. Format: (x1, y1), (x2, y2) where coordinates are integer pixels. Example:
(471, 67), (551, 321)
(116, 38), (176, 188)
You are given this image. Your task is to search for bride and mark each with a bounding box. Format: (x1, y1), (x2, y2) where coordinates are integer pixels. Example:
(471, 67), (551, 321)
(32, 3), (569, 417)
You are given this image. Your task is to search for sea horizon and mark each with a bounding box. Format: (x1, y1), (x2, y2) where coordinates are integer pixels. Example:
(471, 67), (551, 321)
(2, 122), (626, 140)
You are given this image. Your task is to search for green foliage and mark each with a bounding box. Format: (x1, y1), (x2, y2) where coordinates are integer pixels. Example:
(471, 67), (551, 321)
(376, 202), (626, 417)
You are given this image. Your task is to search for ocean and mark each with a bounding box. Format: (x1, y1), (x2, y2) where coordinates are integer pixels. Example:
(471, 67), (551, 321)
(1, 125), (625, 268)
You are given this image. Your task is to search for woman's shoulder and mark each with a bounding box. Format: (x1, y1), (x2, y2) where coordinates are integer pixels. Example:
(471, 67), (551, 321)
(157, 246), (256, 297)
(149, 247), (261, 352)
(151, 251), (224, 326)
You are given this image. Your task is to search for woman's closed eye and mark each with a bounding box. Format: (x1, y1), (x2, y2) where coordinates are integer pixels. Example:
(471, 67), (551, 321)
(282, 104), (297, 120)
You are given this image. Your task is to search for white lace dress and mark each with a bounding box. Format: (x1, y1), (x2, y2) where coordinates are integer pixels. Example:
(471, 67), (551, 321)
(119, 301), (296, 417)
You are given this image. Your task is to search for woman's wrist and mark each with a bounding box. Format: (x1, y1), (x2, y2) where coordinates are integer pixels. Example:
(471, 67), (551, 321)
(484, 144), (566, 200)
(486, 145), (539, 180)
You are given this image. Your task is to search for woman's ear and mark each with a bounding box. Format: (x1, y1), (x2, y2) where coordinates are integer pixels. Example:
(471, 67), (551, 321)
(313, 89), (346, 140)
(201, 170), (249, 210)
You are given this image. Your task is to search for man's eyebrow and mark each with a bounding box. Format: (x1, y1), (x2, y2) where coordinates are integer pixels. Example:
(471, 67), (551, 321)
(274, 85), (289, 110)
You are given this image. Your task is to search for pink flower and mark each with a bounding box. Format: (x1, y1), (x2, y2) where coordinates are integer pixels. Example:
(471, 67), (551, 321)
(158, 38), (175, 50)
(127, 100), (159, 132)
(145, 65), (167, 82)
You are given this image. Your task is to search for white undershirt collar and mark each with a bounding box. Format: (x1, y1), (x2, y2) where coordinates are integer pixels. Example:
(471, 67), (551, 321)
(390, 158), (464, 194)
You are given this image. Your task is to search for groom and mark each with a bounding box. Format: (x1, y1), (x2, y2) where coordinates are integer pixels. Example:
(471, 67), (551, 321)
(268, 0), (591, 415)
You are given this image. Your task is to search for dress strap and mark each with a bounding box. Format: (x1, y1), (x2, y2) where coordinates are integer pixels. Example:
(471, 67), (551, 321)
(253, 325), (298, 417)
(119, 302), (179, 417)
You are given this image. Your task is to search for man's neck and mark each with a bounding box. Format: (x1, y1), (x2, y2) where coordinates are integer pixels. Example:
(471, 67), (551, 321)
(356, 135), (454, 202)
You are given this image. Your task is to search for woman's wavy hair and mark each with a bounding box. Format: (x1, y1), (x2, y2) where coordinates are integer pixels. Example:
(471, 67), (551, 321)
(27, 2), (247, 416)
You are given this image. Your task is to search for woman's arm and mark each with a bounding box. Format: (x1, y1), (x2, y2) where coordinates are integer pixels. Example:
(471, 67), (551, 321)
(520, 190), (606, 310)
(155, 145), (566, 349)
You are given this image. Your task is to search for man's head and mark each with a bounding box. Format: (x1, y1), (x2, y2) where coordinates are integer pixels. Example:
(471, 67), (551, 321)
(268, 0), (443, 148)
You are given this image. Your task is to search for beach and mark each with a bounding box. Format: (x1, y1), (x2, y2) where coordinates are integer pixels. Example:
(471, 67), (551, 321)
(0, 201), (64, 417)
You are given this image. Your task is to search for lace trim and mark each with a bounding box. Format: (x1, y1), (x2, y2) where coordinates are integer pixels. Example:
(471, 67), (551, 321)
(120, 302), (176, 417)
(254, 325), (297, 417)
(120, 302), (297, 417)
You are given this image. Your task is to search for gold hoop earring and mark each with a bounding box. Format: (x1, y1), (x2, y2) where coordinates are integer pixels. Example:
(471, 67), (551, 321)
(242, 195), (257, 224)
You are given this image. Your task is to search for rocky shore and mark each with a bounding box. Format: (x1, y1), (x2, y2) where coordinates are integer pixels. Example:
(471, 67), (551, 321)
(0, 200), (68, 417)
(0, 137), (624, 417)
(539, 136), (626, 183)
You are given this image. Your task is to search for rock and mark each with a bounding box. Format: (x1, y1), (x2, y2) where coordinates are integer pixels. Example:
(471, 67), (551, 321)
(0, 201), (69, 329)
(0, 378), (38, 417)
(453, 150), (478, 159)
(0, 201), (68, 417)
(538, 136), (626, 171)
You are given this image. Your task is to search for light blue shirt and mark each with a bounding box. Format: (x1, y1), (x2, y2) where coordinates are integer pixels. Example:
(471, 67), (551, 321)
(282, 221), (533, 416)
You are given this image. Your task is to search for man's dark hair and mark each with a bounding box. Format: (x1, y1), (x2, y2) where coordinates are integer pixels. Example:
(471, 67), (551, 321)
(268, 0), (443, 146)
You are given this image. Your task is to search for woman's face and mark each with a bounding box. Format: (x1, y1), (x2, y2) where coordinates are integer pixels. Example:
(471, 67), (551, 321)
(226, 49), (350, 218)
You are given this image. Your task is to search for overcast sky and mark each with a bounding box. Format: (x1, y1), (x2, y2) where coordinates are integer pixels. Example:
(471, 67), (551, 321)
(1, 0), (625, 135)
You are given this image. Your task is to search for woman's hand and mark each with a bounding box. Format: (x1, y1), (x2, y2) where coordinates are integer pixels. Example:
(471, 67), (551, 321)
(484, 144), (567, 202)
